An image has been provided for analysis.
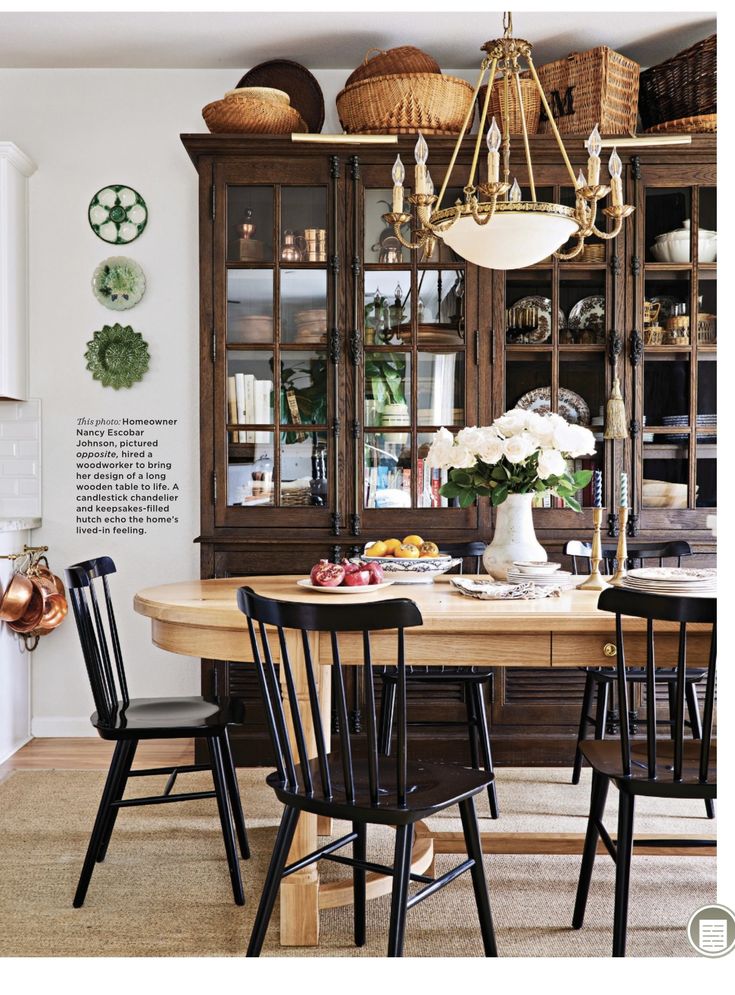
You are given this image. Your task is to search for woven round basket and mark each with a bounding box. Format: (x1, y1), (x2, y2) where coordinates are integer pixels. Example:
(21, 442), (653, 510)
(645, 113), (717, 134)
(478, 77), (540, 134)
(202, 97), (307, 134)
(337, 73), (475, 135)
(345, 46), (441, 88)
(224, 87), (290, 106)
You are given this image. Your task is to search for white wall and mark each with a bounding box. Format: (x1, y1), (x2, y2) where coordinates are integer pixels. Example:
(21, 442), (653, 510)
(1, 67), (465, 736)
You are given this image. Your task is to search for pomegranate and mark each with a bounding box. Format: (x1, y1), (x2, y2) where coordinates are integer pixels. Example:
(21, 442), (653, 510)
(310, 560), (345, 587)
(365, 561), (385, 585)
(343, 567), (371, 587)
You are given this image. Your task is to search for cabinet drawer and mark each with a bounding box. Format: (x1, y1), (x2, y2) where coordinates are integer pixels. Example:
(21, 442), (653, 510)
(552, 633), (710, 668)
(329, 633), (551, 668)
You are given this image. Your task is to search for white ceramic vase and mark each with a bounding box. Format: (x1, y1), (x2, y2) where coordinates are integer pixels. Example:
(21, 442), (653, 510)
(483, 492), (547, 580)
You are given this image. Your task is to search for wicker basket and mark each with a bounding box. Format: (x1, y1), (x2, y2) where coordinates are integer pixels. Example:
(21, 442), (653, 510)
(345, 47), (441, 88)
(202, 96), (307, 134)
(535, 46), (639, 136)
(580, 242), (606, 263)
(643, 325), (664, 346)
(477, 77), (540, 135)
(645, 113), (717, 134)
(638, 34), (716, 132)
(697, 314), (716, 345)
(336, 73), (475, 135)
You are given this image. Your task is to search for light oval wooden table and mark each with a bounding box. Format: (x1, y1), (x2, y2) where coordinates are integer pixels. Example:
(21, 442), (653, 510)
(134, 575), (712, 947)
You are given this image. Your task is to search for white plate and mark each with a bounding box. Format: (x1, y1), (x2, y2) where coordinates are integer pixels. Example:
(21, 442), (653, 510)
(512, 561), (562, 575)
(627, 567), (716, 584)
(296, 578), (395, 595)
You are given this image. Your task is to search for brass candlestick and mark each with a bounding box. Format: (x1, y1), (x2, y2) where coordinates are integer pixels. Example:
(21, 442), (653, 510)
(578, 507), (610, 591)
(610, 506), (629, 586)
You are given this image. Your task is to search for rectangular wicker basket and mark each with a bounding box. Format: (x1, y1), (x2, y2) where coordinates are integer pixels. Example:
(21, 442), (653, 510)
(535, 46), (639, 136)
(638, 34), (716, 131)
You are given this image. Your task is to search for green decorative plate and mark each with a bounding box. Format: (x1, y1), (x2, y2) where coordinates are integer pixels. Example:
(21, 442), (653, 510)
(85, 323), (150, 389)
(88, 185), (148, 244)
(92, 256), (146, 310)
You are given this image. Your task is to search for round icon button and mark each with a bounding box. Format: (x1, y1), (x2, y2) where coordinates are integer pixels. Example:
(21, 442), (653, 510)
(687, 905), (735, 957)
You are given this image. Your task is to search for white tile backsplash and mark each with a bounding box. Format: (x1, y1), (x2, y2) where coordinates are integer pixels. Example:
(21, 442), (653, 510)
(0, 398), (41, 517)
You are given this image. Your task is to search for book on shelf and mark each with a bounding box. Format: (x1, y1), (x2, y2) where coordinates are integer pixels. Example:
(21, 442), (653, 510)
(230, 373), (273, 445)
(234, 373), (248, 443)
(227, 376), (238, 443)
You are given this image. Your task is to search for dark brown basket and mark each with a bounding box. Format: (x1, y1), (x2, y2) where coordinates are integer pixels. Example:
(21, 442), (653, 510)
(237, 60), (325, 133)
(535, 46), (639, 136)
(345, 47), (441, 88)
(638, 34), (716, 131)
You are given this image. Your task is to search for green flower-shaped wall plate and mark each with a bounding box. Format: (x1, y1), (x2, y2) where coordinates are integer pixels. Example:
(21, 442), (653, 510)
(85, 323), (150, 389)
(92, 256), (146, 310)
(88, 185), (148, 244)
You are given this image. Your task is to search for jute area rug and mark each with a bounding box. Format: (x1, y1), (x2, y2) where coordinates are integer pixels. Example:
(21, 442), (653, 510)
(0, 766), (715, 957)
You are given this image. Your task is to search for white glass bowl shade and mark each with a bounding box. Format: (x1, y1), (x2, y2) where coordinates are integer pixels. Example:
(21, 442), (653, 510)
(439, 206), (579, 269)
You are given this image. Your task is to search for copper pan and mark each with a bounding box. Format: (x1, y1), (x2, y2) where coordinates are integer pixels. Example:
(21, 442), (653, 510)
(5, 580), (45, 633)
(32, 569), (68, 630)
(0, 571), (34, 622)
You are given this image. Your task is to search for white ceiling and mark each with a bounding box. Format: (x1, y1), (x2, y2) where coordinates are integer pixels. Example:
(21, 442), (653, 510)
(0, 11), (716, 70)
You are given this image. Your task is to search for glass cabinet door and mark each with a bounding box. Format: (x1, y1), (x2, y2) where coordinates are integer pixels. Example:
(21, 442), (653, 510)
(639, 176), (716, 520)
(213, 160), (339, 526)
(357, 164), (478, 529)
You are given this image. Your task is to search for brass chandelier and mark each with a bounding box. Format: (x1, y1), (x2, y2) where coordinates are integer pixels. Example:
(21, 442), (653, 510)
(383, 12), (635, 269)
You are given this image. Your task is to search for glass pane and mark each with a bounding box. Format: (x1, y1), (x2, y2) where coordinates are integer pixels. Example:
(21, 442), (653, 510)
(227, 270), (273, 344)
(697, 355), (716, 421)
(560, 356), (603, 428)
(281, 187), (327, 262)
(280, 431), (328, 508)
(227, 351), (274, 435)
(228, 433), (274, 507)
(364, 432), (411, 509)
(646, 187), (691, 263)
(642, 446), (689, 509)
(699, 187), (717, 244)
(696, 454), (716, 508)
(418, 352), (464, 426)
(364, 188), (412, 263)
(364, 271), (411, 345)
(506, 272), (553, 345)
(417, 432), (465, 508)
(364, 353), (411, 428)
(417, 269), (465, 346)
(645, 273), (691, 349)
(698, 277), (717, 348)
(280, 351), (328, 428)
(506, 353), (552, 410)
(644, 355), (690, 426)
(227, 186), (273, 263)
(560, 271), (606, 346)
(280, 269), (327, 344)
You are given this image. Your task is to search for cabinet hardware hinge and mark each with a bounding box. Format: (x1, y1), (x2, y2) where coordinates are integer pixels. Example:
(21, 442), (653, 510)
(211, 183), (216, 222)
(212, 471), (217, 503)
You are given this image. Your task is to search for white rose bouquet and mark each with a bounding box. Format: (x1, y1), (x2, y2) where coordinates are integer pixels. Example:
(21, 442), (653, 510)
(425, 409), (596, 511)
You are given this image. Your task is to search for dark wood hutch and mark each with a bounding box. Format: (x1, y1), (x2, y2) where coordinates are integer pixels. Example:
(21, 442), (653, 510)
(182, 132), (716, 766)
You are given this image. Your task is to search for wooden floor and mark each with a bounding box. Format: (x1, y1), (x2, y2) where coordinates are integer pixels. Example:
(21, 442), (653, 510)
(0, 738), (192, 784)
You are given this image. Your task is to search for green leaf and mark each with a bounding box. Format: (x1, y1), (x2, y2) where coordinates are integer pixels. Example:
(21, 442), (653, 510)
(451, 469), (472, 486)
(458, 489), (476, 508)
(490, 484), (508, 506)
(563, 495), (582, 512)
(473, 485), (492, 497)
(490, 465), (508, 481)
(573, 469), (593, 488)
(440, 482), (462, 498)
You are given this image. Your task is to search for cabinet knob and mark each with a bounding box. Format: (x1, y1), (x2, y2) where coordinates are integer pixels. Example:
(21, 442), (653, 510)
(602, 642), (617, 658)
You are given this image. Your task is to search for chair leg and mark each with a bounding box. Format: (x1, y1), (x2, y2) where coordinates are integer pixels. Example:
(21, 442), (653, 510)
(459, 797), (498, 956)
(572, 671), (596, 784)
(378, 679), (396, 756)
(387, 824), (414, 957)
(667, 683), (677, 737)
(595, 679), (610, 739)
(73, 739), (131, 907)
(96, 738), (137, 863)
(471, 682), (499, 820)
(683, 683), (715, 819)
(464, 684), (481, 770)
(612, 790), (636, 957)
(572, 770), (610, 929)
(207, 736), (245, 906)
(247, 806), (300, 957)
(353, 821), (367, 947)
(219, 730), (250, 859)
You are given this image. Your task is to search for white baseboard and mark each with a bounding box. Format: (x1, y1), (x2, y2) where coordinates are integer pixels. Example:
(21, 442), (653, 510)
(31, 717), (96, 738)
(0, 735), (33, 765)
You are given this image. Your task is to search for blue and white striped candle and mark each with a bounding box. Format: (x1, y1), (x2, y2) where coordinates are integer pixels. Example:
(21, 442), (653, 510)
(593, 470), (603, 508)
(620, 471), (628, 509)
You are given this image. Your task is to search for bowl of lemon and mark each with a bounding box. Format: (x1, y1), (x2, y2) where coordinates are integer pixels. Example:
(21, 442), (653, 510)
(360, 536), (461, 584)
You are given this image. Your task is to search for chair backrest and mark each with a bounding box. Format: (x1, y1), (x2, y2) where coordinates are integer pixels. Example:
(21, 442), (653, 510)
(237, 587), (423, 808)
(440, 540), (486, 574)
(65, 557), (129, 725)
(597, 587), (716, 785)
(564, 539), (692, 576)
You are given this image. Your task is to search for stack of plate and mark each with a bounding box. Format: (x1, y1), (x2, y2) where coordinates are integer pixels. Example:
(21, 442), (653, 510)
(507, 561), (575, 589)
(621, 567), (716, 596)
(661, 413), (716, 442)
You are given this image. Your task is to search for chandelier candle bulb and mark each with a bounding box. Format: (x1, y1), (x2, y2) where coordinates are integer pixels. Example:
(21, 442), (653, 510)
(586, 125), (602, 187)
(509, 178), (522, 202)
(426, 169), (434, 197)
(608, 147), (623, 207)
(414, 132), (428, 195)
(391, 155), (405, 213)
(487, 117), (501, 183)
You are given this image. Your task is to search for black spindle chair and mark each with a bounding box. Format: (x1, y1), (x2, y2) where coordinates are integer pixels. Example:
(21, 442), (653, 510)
(66, 556), (249, 908)
(237, 586), (497, 957)
(377, 541), (499, 819)
(565, 540), (711, 820)
(572, 587), (716, 956)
